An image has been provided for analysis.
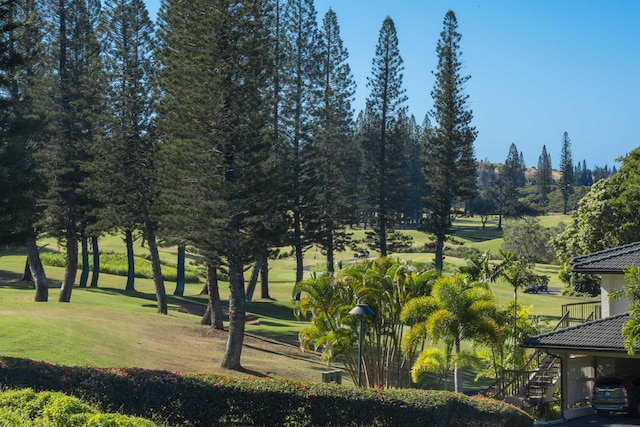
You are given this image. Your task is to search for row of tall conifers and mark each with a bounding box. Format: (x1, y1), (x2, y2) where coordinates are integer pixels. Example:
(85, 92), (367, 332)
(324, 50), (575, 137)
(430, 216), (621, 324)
(0, 0), (475, 370)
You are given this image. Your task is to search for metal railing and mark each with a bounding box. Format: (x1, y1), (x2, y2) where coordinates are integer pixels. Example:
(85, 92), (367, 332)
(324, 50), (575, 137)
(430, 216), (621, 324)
(560, 301), (601, 328)
(484, 301), (601, 400)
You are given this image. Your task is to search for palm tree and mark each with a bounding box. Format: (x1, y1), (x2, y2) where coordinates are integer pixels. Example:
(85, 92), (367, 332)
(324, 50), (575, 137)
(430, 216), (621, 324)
(458, 250), (499, 284)
(293, 258), (436, 388)
(497, 251), (537, 369)
(401, 273), (500, 393)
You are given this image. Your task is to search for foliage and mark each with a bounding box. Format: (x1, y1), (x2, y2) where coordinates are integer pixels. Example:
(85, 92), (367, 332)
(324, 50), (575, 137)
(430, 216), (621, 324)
(536, 145), (553, 207)
(0, 388), (156, 426)
(501, 217), (556, 264)
(278, 0), (323, 283)
(401, 274), (500, 393)
(364, 229), (415, 254)
(38, 250), (203, 283)
(558, 132), (574, 214)
(38, 0), (106, 302)
(423, 10), (477, 271)
(0, 0), (44, 247)
(551, 148), (640, 294)
(360, 16), (409, 257)
(0, 356), (533, 427)
(156, 0), (276, 367)
(301, 8), (357, 275)
(496, 252), (540, 370)
(611, 267), (640, 355)
(293, 258), (436, 388)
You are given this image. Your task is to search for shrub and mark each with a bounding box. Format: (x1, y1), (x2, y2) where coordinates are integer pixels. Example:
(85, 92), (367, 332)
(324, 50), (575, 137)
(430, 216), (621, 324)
(0, 388), (156, 427)
(39, 250), (203, 283)
(0, 357), (533, 427)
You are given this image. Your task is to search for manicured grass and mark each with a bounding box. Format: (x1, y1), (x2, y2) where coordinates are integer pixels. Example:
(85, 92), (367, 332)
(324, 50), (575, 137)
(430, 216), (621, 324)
(0, 213), (591, 389)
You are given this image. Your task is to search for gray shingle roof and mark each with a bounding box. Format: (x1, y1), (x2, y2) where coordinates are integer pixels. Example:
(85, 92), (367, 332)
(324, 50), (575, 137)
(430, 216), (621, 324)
(522, 313), (639, 353)
(571, 242), (640, 274)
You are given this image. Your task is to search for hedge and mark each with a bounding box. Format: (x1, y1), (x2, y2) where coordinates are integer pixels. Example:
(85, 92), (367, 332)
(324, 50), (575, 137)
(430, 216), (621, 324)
(0, 357), (532, 427)
(0, 388), (157, 426)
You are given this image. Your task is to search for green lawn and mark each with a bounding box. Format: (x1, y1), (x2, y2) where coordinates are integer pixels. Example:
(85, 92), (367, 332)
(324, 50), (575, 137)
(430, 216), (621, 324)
(0, 214), (593, 389)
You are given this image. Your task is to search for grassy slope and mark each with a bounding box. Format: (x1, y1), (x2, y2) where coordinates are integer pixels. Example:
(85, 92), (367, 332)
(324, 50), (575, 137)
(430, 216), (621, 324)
(0, 214), (594, 388)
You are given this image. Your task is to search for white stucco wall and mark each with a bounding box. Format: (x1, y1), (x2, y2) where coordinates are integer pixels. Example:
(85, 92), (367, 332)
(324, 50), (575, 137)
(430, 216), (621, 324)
(562, 355), (596, 420)
(600, 273), (629, 317)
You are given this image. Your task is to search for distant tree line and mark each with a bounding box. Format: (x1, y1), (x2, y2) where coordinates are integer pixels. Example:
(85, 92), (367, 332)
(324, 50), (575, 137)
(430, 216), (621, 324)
(468, 132), (616, 228)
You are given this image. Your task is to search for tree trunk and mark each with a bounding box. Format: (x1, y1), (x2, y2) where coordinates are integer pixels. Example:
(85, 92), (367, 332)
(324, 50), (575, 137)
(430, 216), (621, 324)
(145, 229), (167, 314)
(25, 237), (48, 302)
(58, 226), (78, 302)
(326, 232), (334, 275)
(378, 211), (387, 257)
(173, 245), (185, 296)
(90, 236), (99, 287)
(513, 288), (518, 370)
(246, 258), (262, 301)
(221, 259), (245, 370)
(201, 262), (224, 329)
(294, 209), (304, 293)
(454, 340), (463, 393)
(260, 257), (270, 299)
(20, 258), (32, 282)
(79, 235), (89, 288)
(434, 234), (445, 272)
(125, 229), (135, 291)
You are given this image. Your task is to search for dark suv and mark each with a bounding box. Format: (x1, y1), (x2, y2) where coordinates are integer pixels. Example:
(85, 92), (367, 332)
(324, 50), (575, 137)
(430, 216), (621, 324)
(592, 374), (640, 416)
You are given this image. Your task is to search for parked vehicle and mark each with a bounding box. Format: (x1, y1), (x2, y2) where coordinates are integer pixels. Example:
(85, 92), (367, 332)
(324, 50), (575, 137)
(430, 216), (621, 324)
(524, 281), (548, 294)
(592, 374), (640, 416)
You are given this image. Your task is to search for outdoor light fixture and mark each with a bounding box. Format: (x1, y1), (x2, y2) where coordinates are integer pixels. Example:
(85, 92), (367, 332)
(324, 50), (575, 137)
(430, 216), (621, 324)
(349, 303), (375, 387)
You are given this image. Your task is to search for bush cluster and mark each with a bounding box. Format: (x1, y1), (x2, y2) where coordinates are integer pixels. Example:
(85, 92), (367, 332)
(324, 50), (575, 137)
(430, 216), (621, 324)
(0, 357), (532, 427)
(0, 388), (156, 426)
(38, 250), (203, 283)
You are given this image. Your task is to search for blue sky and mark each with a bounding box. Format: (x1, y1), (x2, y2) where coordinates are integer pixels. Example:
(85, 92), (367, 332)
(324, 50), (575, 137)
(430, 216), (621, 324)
(144, 0), (640, 169)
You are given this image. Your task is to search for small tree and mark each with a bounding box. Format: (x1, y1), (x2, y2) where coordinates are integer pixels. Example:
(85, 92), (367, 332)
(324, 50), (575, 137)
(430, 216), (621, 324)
(401, 274), (500, 393)
(502, 217), (555, 263)
(497, 251), (538, 370)
(293, 258), (436, 388)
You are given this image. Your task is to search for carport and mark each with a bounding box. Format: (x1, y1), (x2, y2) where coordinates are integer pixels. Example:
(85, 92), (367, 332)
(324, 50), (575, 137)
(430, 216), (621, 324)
(523, 313), (640, 420)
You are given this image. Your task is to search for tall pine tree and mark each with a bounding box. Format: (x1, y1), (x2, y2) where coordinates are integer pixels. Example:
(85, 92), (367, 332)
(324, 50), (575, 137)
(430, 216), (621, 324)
(156, 0), (275, 370)
(301, 8), (356, 274)
(280, 0), (320, 284)
(86, 0), (164, 308)
(39, 0), (105, 302)
(0, 0), (49, 301)
(536, 145), (552, 207)
(559, 131), (574, 214)
(361, 16), (408, 257)
(423, 10), (476, 271)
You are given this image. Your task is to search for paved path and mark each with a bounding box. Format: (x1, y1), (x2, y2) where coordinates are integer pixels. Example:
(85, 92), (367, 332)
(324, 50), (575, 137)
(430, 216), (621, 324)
(559, 414), (640, 426)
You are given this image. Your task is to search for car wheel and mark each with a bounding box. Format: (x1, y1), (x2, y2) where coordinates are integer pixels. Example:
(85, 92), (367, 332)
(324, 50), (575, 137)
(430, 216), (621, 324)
(634, 399), (640, 417)
(597, 410), (609, 417)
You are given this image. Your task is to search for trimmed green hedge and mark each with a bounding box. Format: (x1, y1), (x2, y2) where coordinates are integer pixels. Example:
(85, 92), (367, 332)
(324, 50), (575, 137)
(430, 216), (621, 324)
(39, 251), (203, 283)
(0, 388), (156, 426)
(0, 357), (532, 427)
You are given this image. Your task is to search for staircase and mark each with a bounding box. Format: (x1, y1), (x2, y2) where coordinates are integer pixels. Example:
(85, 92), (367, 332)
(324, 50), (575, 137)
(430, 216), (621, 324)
(520, 352), (560, 404)
(486, 302), (600, 406)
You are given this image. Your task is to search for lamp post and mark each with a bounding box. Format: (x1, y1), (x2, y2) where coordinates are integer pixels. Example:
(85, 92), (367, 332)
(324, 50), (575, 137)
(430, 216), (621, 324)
(349, 303), (375, 387)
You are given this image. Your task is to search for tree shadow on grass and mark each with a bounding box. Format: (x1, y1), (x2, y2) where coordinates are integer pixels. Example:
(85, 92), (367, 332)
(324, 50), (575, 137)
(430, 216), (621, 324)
(450, 225), (503, 243)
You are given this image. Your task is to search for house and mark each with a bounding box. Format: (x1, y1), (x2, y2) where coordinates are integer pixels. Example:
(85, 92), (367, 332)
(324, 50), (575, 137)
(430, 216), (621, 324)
(521, 242), (640, 420)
